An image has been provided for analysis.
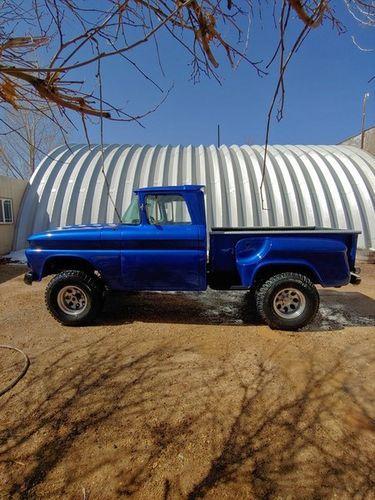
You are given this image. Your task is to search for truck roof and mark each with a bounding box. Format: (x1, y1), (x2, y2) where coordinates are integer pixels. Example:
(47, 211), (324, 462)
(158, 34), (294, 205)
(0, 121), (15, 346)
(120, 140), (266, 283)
(134, 184), (204, 193)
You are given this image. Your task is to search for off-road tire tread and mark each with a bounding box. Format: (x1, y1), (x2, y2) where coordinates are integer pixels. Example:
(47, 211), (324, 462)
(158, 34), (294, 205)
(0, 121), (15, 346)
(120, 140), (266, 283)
(255, 272), (319, 330)
(45, 270), (103, 326)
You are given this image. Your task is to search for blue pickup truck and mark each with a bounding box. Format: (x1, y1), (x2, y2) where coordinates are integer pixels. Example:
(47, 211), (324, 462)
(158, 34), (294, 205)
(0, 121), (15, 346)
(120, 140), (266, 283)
(24, 185), (361, 330)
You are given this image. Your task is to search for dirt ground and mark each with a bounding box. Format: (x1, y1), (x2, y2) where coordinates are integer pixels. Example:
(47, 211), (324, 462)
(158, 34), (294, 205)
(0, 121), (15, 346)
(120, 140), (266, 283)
(0, 263), (374, 499)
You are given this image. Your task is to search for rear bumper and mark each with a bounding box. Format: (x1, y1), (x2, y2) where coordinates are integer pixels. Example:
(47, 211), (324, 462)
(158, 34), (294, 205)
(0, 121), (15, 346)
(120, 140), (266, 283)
(24, 271), (34, 285)
(350, 272), (361, 285)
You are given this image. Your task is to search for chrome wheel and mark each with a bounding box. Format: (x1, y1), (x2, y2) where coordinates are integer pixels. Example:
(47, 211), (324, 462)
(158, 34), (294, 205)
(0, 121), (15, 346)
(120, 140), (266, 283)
(57, 285), (88, 316)
(273, 288), (306, 319)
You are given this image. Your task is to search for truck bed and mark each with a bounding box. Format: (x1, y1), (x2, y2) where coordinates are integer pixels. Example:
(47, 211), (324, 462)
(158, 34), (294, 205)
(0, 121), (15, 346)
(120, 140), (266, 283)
(209, 227), (360, 289)
(211, 226), (359, 233)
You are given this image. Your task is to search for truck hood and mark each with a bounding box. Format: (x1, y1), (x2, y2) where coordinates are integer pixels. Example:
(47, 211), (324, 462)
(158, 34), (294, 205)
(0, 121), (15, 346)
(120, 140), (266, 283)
(27, 223), (120, 249)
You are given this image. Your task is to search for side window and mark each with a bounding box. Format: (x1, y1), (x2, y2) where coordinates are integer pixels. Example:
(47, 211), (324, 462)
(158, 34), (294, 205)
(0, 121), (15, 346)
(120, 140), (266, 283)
(0, 199), (13, 224)
(145, 194), (192, 225)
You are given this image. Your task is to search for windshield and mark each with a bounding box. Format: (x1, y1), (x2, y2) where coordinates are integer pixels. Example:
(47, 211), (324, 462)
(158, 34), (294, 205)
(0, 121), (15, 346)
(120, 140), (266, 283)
(121, 196), (140, 224)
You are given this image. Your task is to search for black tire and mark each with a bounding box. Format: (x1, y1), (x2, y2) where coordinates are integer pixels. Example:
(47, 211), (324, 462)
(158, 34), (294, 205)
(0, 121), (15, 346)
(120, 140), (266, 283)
(45, 270), (103, 326)
(255, 272), (319, 330)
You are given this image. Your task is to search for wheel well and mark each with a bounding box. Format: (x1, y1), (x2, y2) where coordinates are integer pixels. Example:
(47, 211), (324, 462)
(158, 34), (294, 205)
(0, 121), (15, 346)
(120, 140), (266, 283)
(253, 264), (319, 286)
(42, 257), (101, 280)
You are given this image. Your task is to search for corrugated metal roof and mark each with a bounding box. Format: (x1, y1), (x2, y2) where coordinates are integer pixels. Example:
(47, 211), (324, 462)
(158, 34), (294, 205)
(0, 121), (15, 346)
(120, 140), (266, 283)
(14, 144), (375, 250)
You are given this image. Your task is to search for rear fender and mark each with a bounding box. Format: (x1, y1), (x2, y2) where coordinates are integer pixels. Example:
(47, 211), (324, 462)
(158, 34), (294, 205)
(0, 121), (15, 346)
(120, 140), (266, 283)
(235, 236), (350, 288)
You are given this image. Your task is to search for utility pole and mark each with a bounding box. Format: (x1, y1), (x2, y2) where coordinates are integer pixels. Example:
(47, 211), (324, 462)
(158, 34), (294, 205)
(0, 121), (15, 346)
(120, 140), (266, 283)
(361, 92), (370, 149)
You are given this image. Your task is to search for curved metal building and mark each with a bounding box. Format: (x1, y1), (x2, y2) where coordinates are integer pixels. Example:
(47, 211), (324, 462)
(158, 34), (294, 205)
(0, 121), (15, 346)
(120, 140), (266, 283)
(14, 144), (375, 251)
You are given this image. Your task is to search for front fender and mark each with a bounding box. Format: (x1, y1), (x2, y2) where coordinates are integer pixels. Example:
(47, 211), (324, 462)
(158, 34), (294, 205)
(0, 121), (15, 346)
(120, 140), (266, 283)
(235, 236), (350, 287)
(25, 248), (122, 288)
(25, 248), (47, 281)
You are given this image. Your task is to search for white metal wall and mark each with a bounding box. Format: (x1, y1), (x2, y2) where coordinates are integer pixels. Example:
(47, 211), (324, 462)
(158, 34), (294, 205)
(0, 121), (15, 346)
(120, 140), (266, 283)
(14, 144), (375, 250)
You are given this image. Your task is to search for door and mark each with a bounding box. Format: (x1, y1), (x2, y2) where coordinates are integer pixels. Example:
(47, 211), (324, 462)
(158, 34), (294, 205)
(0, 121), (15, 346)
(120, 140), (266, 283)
(121, 192), (206, 291)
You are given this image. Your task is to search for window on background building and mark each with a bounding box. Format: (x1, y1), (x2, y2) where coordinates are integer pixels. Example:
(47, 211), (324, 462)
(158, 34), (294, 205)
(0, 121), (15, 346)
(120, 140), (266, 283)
(0, 199), (13, 224)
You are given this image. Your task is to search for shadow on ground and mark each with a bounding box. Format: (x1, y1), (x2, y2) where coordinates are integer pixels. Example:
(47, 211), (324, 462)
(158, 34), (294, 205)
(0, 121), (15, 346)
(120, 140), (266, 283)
(100, 289), (375, 331)
(0, 338), (374, 498)
(0, 264), (27, 285)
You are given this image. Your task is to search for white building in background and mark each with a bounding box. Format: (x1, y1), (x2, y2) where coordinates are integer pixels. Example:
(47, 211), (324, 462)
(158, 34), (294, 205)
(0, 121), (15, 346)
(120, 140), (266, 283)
(12, 144), (375, 259)
(0, 175), (28, 255)
(340, 126), (375, 156)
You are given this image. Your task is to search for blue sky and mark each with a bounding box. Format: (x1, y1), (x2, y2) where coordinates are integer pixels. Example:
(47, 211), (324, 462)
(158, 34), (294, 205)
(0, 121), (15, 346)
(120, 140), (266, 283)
(69, 2), (375, 146)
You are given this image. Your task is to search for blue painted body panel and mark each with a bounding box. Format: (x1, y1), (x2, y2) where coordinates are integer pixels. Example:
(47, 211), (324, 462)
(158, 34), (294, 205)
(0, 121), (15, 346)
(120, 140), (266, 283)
(209, 232), (359, 288)
(26, 186), (207, 291)
(25, 185), (360, 291)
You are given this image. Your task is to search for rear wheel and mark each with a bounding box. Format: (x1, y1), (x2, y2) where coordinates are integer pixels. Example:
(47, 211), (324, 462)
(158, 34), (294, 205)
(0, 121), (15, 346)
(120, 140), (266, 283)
(45, 270), (103, 326)
(255, 272), (319, 330)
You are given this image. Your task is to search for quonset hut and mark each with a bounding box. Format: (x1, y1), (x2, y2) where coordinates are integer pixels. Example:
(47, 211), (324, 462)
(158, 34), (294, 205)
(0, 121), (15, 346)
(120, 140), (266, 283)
(13, 144), (375, 257)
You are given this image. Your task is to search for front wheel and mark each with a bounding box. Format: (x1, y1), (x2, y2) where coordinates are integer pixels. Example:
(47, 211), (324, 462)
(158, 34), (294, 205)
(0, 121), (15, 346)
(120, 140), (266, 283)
(255, 272), (319, 330)
(45, 270), (103, 326)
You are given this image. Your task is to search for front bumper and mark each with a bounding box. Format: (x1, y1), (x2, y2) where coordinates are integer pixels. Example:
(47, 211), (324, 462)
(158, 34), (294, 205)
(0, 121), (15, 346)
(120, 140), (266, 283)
(24, 271), (34, 285)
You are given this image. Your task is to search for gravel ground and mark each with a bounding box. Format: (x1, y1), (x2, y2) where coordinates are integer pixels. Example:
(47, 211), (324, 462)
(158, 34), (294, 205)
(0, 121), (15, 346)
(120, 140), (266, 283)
(0, 264), (374, 499)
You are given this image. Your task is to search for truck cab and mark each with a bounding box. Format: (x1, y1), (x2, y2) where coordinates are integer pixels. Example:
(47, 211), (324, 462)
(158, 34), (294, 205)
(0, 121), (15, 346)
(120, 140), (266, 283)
(25, 184), (361, 330)
(119, 185), (207, 291)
